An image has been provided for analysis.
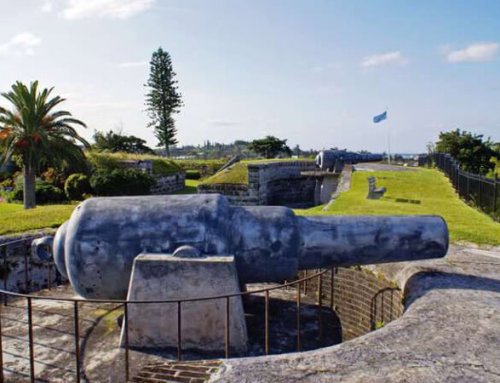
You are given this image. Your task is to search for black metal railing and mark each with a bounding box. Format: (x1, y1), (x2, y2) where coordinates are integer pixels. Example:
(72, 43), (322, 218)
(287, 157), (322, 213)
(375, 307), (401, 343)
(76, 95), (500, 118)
(430, 153), (499, 221)
(0, 238), (334, 383)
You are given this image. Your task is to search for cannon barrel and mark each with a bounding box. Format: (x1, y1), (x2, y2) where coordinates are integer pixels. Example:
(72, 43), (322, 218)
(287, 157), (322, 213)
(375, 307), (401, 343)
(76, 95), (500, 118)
(315, 150), (384, 171)
(51, 194), (448, 299)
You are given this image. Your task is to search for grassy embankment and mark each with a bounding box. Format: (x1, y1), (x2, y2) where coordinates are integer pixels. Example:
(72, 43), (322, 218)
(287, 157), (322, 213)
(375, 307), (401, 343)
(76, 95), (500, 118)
(200, 158), (313, 185)
(0, 202), (77, 236)
(297, 168), (500, 245)
(2, 164), (499, 245)
(0, 179), (200, 236)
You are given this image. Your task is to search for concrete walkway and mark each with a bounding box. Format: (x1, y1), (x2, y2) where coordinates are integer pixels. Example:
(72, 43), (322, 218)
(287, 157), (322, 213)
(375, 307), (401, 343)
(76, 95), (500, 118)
(211, 244), (500, 382)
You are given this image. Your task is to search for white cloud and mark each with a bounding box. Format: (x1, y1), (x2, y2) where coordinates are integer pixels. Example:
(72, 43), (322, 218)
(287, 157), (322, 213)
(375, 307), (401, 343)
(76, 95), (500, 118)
(60, 0), (155, 20)
(446, 42), (499, 63)
(361, 51), (407, 68)
(41, 1), (53, 13)
(0, 32), (42, 57)
(118, 60), (148, 68)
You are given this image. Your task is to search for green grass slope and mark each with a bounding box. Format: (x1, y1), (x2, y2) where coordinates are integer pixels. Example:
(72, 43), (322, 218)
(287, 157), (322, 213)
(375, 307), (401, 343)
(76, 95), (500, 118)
(201, 162), (249, 185)
(297, 168), (500, 245)
(0, 203), (77, 236)
(0, 180), (202, 236)
(200, 158), (313, 185)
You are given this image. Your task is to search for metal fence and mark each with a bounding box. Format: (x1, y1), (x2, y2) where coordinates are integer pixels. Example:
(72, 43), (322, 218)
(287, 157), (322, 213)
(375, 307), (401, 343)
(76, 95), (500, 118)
(0, 238), (334, 383)
(429, 153), (499, 221)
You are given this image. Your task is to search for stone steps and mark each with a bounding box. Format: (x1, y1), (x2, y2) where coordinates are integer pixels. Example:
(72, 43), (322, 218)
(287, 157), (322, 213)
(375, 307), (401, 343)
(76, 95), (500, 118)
(130, 360), (222, 383)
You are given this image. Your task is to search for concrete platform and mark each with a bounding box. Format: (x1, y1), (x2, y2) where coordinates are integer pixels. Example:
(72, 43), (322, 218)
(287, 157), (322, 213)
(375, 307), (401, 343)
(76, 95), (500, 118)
(122, 254), (247, 353)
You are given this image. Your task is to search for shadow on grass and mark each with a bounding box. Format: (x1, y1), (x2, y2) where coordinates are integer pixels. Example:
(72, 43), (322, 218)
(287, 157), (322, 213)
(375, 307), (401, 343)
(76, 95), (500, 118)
(173, 185), (198, 195)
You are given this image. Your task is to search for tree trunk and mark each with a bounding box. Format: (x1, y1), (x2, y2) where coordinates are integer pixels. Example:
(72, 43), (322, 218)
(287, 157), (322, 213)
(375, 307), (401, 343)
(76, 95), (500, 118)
(165, 144), (170, 157)
(23, 163), (36, 209)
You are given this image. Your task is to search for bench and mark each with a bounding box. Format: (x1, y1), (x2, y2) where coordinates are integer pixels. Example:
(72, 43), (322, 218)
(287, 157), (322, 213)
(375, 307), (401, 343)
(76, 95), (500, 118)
(367, 176), (386, 199)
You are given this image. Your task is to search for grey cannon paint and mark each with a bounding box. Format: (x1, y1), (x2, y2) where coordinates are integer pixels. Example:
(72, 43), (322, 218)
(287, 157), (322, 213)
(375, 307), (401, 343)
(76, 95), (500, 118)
(51, 194), (448, 299)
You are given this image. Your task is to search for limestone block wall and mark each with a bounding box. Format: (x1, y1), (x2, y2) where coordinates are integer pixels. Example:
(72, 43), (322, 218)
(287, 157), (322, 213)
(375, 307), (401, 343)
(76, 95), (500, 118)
(197, 183), (258, 205)
(198, 160), (316, 206)
(304, 267), (403, 341)
(0, 233), (65, 294)
(247, 161), (316, 205)
(150, 172), (185, 194)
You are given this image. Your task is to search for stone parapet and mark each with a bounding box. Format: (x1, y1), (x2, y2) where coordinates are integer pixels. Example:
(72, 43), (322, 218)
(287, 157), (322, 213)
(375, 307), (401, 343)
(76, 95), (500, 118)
(199, 160), (316, 206)
(151, 172), (185, 194)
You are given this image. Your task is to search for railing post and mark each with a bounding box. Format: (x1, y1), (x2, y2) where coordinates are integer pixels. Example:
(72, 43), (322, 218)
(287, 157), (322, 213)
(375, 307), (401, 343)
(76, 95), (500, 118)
(74, 301), (81, 383)
(317, 273), (324, 345)
(0, 297), (4, 383)
(2, 247), (7, 306)
(225, 297), (230, 358)
(27, 297), (35, 383)
(478, 174), (482, 208)
(264, 290), (270, 355)
(493, 175), (497, 213)
(124, 302), (129, 381)
(296, 281), (301, 352)
(177, 301), (182, 361)
(330, 268), (334, 310)
(303, 270), (308, 294)
(467, 174), (470, 199)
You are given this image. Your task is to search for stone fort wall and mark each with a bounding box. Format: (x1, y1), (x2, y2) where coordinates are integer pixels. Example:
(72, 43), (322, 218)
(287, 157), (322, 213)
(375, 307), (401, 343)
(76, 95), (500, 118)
(151, 173), (185, 195)
(198, 160), (317, 206)
(304, 267), (403, 341)
(0, 232), (63, 294)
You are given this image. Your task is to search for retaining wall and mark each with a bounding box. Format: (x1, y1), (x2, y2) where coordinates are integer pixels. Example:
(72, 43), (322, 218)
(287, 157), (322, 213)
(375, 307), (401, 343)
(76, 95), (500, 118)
(151, 173), (185, 194)
(0, 232), (64, 294)
(198, 161), (316, 206)
(304, 267), (403, 341)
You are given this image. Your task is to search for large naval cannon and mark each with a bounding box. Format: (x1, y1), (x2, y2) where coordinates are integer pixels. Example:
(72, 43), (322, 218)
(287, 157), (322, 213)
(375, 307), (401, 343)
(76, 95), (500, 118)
(47, 194), (448, 300)
(315, 149), (384, 172)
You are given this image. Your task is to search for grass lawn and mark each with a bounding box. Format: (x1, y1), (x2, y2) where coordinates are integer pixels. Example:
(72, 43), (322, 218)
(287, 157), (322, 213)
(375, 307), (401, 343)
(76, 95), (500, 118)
(297, 168), (500, 245)
(0, 180), (202, 236)
(0, 203), (77, 236)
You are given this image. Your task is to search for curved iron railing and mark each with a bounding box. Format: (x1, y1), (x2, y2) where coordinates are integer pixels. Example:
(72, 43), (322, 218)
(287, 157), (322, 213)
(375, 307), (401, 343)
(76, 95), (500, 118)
(0, 238), (334, 383)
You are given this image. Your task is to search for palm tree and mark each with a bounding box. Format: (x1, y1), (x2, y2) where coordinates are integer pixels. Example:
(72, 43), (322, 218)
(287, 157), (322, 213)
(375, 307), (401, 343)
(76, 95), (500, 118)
(0, 81), (89, 209)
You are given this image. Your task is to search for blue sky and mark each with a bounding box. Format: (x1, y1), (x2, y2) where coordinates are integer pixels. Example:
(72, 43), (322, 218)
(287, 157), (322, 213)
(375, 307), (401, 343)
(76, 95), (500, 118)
(0, 0), (499, 153)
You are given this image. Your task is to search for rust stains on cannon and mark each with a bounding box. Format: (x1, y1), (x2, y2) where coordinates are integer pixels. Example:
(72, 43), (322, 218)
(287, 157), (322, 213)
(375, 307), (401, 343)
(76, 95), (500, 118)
(49, 194), (447, 299)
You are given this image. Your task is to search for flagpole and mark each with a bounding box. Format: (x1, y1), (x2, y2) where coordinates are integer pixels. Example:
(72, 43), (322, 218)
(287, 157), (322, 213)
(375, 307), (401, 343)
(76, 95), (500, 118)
(386, 107), (391, 164)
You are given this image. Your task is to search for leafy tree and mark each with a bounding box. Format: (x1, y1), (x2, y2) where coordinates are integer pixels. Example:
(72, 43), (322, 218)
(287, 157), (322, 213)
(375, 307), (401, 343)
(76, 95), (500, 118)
(435, 129), (497, 175)
(145, 47), (183, 157)
(0, 81), (88, 209)
(293, 144), (301, 156)
(93, 129), (154, 154)
(248, 136), (292, 158)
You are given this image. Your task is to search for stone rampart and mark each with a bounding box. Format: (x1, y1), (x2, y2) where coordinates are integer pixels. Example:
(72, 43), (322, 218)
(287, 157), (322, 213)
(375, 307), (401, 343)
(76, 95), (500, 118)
(304, 267), (403, 341)
(0, 232), (64, 293)
(151, 173), (185, 194)
(198, 160), (316, 206)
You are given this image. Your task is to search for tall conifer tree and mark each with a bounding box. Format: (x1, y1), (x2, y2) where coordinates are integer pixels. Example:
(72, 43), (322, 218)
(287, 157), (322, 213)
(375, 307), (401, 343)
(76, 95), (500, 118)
(145, 47), (182, 156)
